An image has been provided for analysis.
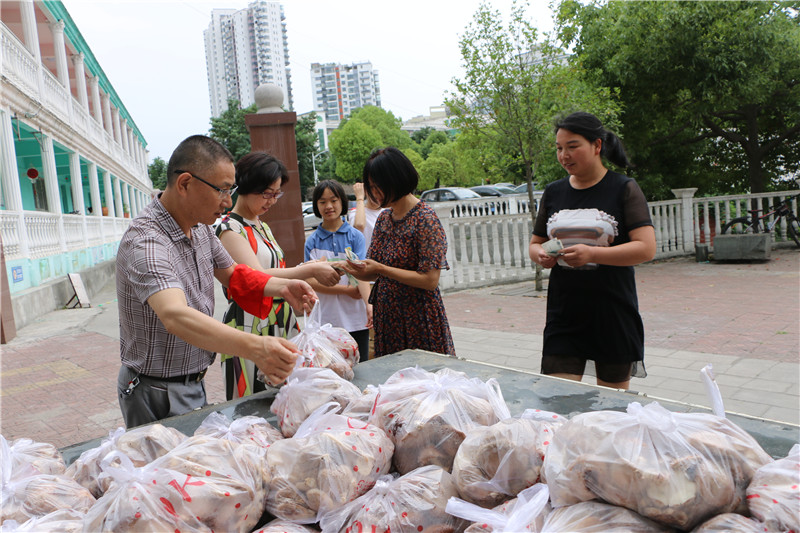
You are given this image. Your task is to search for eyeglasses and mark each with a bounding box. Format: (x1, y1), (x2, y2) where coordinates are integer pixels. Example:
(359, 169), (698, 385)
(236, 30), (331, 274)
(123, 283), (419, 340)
(174, 170), (238, 199)
(260, 190), (284, 200)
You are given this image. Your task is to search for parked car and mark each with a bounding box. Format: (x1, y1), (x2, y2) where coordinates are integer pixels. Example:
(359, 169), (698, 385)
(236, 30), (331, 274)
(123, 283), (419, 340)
(420, 187), (481, 202)
(302, 202), (322, 230)
(302, 201), (355, 230)
(513, 182), (537, 194)
(470, 185), (517, 197)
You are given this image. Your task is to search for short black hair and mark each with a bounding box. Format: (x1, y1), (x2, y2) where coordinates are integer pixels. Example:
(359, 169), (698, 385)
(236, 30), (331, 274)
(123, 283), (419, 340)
(554, 112), (632, 169)
(166, 135), (234, 186)
(311, 179), (349, 218)
(235, 152), (289, 195)
(362, 147), (418, 207)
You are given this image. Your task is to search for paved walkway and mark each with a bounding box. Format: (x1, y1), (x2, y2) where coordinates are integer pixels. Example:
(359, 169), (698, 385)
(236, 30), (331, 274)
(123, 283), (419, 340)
(1, 248), (798, 449)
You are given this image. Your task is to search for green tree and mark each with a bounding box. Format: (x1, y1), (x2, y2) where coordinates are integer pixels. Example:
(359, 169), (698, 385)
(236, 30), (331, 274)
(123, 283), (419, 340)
(419, 156), (455, 191)
(558, 0), (800, 196)
(402, 148), (425, 178)
(420, 130), (450, 159)
(411, 126), (436, 146)
(347, 106), (413, 150)
(148, 156), (167, 191)
(296, 112), (321, 196)
(208, 99), (257, 162)
(447, 1), (621, 205)
(329, 118), (382, 182)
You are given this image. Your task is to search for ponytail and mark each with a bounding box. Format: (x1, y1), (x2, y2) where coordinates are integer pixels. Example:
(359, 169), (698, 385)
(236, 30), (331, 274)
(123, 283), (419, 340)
(555, 112), (632, 169)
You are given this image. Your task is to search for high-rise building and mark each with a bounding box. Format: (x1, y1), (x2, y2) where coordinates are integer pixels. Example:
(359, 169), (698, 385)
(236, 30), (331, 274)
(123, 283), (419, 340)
(204, 1), (293, 118)
(311, 62), (380, 122)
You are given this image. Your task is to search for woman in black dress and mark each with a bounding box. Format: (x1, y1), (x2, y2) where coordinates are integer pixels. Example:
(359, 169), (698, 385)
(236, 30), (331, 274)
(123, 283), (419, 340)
(529, 112), (656, 390)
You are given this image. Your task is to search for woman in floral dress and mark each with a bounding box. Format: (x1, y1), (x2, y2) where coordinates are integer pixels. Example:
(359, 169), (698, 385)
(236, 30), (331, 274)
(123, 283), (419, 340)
(216, 152), (338, 399)
(341, 147), (455, 357)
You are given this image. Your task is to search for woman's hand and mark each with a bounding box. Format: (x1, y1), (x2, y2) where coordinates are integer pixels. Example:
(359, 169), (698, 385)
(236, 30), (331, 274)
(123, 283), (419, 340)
(312, 262), (341, 287)
(559, 244), (595, 268)
(340, 258), (381, 281)
(365, 303), (373, 329)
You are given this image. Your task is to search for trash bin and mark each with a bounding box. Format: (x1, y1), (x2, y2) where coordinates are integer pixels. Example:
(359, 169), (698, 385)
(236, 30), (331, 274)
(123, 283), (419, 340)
(695, 243), (709, 262)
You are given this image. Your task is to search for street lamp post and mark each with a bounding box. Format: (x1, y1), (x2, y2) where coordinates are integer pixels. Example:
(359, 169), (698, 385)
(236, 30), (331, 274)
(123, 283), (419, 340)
(312, 150), (329, 185)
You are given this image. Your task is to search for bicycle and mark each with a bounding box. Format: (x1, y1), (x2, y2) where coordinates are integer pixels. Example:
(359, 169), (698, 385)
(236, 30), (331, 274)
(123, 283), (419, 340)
(721, 194), (800, 248)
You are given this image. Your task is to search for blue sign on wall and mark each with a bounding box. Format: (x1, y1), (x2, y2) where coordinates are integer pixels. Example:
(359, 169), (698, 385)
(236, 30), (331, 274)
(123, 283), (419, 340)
(11, 266), (23, 283)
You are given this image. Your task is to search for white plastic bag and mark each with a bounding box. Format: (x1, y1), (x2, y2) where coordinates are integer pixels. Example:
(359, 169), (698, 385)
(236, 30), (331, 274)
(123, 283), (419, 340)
(193, 411), (283, 451)
(291, 303), (360, 379)
(265, 403), (394, 523)
(541, 500), (673, 532)
(447, 483), (551, 533)
(114, 423), (187, 467)
(84, 451), (210, 532)
(148, 434), (268, 533)
(452, 409), (566, 508)
(746, 442), (799, 532)
(320, 465), (465, 533)
(369, 366), (511, 474)
(65, 427), (125, 497)
(2, 436), (65, 478)
(0, 473), (95, 525)
(270, 367), (362, 437)
(543, 401), (773, 530)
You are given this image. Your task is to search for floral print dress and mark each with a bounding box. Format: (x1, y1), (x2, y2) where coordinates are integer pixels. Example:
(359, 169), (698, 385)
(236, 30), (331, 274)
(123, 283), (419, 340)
(367, 201), (455, 357)
(216, 213), (299, 399)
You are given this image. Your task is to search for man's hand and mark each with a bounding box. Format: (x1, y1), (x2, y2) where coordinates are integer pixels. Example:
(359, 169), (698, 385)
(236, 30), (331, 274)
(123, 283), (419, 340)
(253, 336), (299, 386)
(276, 279), (317, 314)
(340, 258), (380, 280)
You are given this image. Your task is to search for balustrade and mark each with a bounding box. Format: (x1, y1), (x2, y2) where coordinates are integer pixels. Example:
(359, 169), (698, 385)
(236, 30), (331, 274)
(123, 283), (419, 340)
(1, 26), (39, 95)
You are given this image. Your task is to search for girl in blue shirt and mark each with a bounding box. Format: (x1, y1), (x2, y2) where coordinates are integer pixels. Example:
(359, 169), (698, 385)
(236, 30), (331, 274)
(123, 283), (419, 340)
(304, 180), (372, 361)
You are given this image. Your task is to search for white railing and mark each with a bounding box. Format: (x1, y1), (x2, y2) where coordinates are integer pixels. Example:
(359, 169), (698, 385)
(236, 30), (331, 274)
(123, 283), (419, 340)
(41, 71), (70, 123)
(648, 199), (685, 258)
(0, 211), (22, 258)
(1, 25), (39, 96)
(692, 191), (799, 247)
(24, 212), (62, 259)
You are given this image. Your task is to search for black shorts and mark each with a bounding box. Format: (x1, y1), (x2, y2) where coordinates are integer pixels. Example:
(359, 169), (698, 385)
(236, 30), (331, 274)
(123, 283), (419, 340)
(541, 354), (633, 383)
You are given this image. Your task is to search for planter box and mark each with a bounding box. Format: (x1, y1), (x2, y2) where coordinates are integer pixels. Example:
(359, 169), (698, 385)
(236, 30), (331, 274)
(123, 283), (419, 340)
(713, 233), (771, 261)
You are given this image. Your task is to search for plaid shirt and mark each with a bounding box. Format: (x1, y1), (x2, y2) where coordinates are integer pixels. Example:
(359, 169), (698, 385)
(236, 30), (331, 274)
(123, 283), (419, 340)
(116, 197), (234, 377)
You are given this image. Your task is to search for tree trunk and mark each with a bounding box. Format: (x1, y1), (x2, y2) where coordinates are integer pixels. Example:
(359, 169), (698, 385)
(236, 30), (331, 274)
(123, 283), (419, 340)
(744, 105), (764, 195)
(524, 160), (543, 291)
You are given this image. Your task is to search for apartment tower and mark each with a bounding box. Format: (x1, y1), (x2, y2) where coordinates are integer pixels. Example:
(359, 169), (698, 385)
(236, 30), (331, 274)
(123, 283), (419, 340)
(310, 62), (380, 122)
(204, 1), (293, 117)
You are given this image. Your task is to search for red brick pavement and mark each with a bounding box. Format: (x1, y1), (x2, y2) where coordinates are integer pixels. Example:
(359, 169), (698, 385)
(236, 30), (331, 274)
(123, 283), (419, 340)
(444, 247), (799, 363)
(1, 248), (797, 449)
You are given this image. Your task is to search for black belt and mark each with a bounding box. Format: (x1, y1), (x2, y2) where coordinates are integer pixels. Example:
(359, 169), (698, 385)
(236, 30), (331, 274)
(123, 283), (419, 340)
(139, 368), (208, 383)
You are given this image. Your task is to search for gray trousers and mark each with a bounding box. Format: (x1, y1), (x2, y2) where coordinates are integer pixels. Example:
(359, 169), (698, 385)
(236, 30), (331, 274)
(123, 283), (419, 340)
(117, 365), (207, 428)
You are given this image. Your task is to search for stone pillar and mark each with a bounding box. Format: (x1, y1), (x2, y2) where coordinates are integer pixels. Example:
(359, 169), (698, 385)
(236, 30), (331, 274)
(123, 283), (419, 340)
(121, 119), (130, 154)
(20, 0), (41, 63)
(113, 176), (123, 217)
(40, 134), (61, 213)
(102, 93), (113, 135)
(68, 152), (85, 214)
(50, 21), (70, 90)
(122, 183), (131, 216)
(244, 84), (304, 266)
(0, 109), (24, 212)
(111, 108), (121, 145)
(0, 109), (29, 258)
(89, 76), (102, 124)
(88, 162), (101, 216)
(672, 188), (698, 254)
(102, 170), (115, 217)
(71, 53), (89, 110)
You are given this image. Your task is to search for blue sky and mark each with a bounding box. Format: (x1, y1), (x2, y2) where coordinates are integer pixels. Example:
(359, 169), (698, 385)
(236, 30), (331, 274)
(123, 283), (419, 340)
(64, 0), (554, 162)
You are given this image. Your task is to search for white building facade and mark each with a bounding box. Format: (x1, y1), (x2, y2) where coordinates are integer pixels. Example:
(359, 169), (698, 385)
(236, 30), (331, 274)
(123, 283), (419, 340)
(311, 61), (380, 122)
(1, 0), (150, 298)
(204, 1), (292, 118)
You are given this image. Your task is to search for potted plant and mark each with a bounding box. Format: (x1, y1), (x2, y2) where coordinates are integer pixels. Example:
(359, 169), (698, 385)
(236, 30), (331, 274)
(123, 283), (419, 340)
(123, 204), (130, 218)
(101, 202), (109, 216)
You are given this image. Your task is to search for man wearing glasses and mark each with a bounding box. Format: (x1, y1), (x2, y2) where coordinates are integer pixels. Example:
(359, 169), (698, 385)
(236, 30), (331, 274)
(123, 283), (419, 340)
(116, 135), (316, 427)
